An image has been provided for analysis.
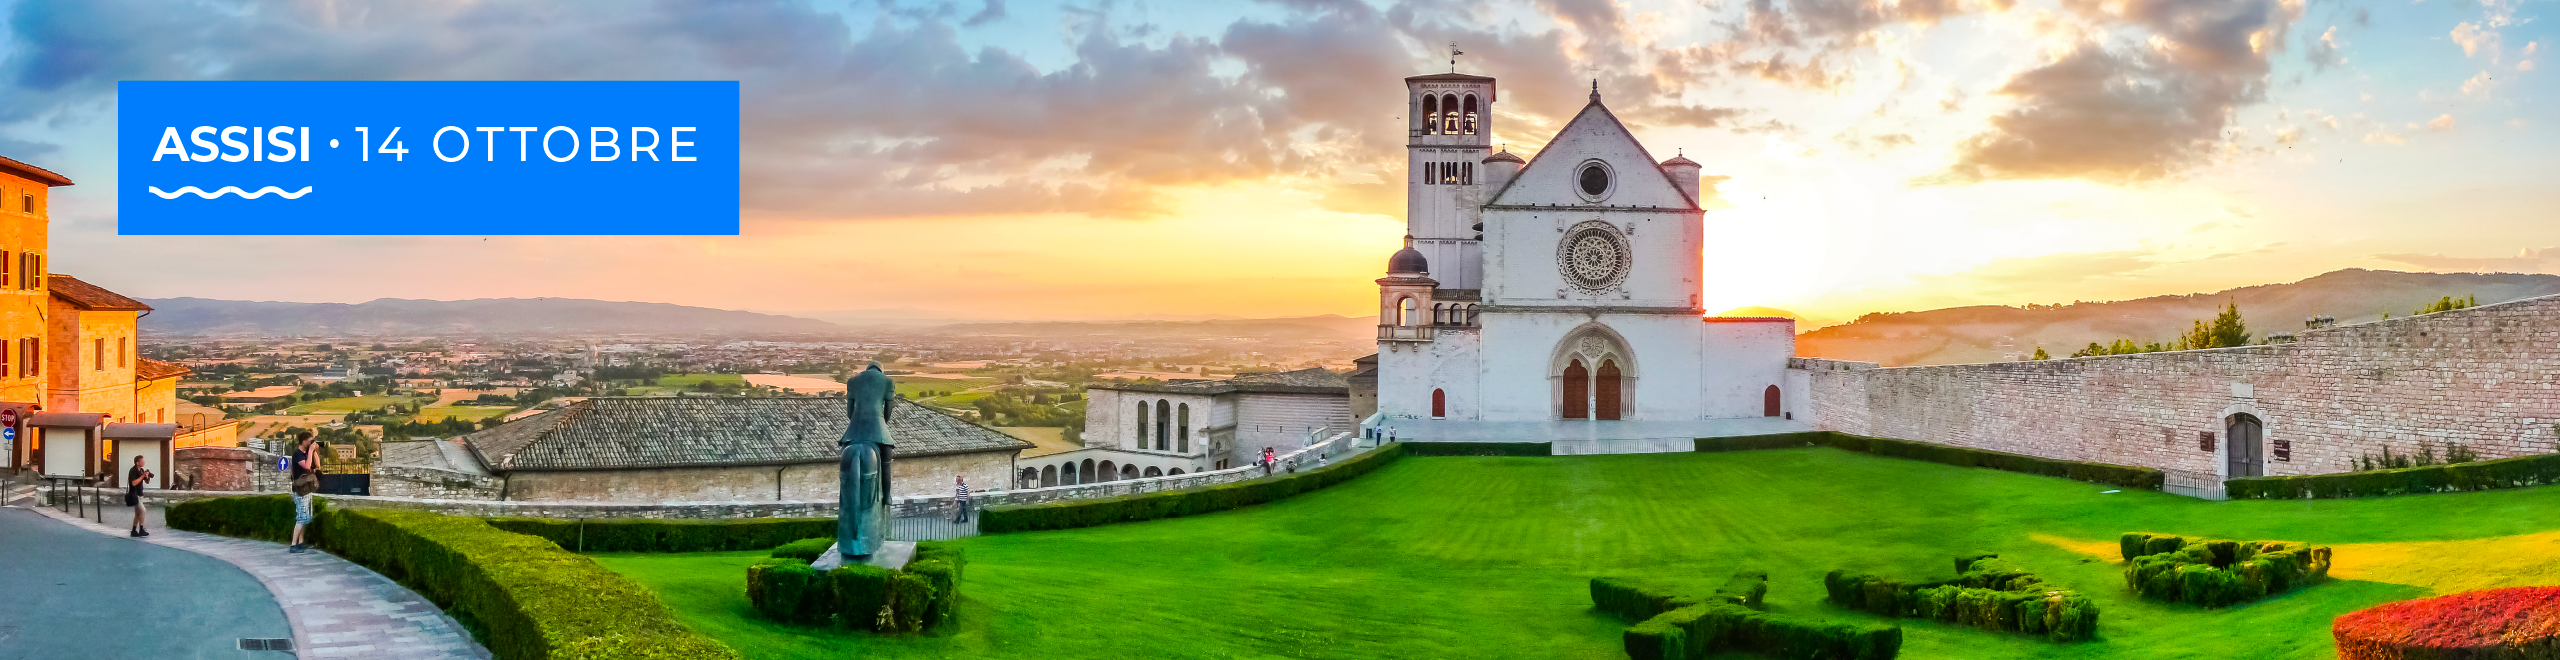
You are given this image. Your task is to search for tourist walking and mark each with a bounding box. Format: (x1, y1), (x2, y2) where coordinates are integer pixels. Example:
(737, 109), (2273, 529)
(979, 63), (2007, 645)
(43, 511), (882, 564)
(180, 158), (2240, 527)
(1261, 447), (1275, 476)
(952, 476), (972, 524)
(288, 431), (319, 554)
(126, 455), (153, 537)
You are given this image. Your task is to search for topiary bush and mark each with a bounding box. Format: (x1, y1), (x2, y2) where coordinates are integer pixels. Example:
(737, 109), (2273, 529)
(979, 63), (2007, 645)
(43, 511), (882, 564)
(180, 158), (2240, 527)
(2333, 586), (2560, 660)
(2119, 532), (2331, 608)
(769, 537), (834, 562)
(1824, 554), (2098, 642)
(169, 494), (327, 544)
(2227, 452), (2560, 499)
(982, 443), (1405, 533)
(486, 517), (837, 553)
(1595, 571), (1898, 660)
(743, 548), (967, 633)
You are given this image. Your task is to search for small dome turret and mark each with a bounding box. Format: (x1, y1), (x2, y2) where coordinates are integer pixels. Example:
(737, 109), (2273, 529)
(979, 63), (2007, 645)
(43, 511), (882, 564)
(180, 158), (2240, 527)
(1386, 235), (1430, 275)
(1483, 150), (1524, 165)
(1660, 149), (1703, 206)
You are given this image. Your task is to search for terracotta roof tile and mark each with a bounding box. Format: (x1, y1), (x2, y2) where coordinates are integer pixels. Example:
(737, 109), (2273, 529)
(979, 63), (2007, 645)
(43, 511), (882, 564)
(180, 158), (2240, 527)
(48, 275), (152, 311)
(135, 358), (189, 381)
(460, 396), (1033, 472)
(0, 154), (73, 187)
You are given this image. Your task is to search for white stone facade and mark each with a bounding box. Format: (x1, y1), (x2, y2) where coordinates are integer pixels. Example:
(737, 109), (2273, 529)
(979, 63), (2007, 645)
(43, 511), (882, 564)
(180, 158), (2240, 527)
(1376, 73), (1795, 429)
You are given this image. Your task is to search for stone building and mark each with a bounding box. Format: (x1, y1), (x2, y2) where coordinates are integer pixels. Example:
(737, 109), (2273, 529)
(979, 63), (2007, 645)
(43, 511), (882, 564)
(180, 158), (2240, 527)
(378, 396), (1031, 503)
(1071, 367), (1355, 483)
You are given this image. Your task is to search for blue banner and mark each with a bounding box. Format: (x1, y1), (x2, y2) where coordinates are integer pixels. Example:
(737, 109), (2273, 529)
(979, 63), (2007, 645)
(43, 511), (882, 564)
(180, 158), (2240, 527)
(118, 81), (739, 235)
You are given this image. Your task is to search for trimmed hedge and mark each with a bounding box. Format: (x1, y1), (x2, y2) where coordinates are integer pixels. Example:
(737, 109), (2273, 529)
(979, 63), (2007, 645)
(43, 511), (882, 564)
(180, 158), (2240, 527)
(1814, 433), (2163, 491)
(1402, 441), (1552, 456)
(322, 507), (739, 660)
(744, 543), (965, 633)
(769, 537), (834, 562)
(168, 494), (326, 544)
(1594, 571), (1898, 660)
(981, 443), (1406, 533)
(1693, 432), (1826, 452)
(1823, 554), (2099, 642)
(486, 517), (836, 553)
(2120, 533), (2332, 608)
(2226, 452), (2560, 499)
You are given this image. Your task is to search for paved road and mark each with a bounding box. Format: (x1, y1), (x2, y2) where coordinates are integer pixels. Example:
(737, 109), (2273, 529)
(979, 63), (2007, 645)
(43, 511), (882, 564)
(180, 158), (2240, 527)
(0, 502), (293, 660)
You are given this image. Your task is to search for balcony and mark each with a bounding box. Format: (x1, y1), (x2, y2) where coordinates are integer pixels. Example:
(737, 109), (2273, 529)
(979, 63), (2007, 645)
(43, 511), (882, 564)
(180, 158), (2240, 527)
(1378, 324), (1437, 342)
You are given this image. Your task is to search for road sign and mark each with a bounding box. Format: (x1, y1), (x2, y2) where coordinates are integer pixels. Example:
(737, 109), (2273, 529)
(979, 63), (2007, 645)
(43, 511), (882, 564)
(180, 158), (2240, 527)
(2, 427), (16, 441)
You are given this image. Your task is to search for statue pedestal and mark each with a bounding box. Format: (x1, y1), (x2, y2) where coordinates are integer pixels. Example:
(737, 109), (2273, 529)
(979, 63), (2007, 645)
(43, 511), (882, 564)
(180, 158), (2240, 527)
(810, 540), (916, 572)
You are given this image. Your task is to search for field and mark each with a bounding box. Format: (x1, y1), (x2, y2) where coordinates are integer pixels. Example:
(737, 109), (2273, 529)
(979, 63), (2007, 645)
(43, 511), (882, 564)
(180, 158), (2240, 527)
(416, 406), (515, 422)
(892, 375), (995, 401)
(283, 394), (420, 414)
(594, 447), (2560, 660)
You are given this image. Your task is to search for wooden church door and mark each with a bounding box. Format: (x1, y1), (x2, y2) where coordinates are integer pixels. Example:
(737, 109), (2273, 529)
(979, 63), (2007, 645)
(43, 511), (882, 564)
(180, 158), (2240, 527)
(2227, 414), (2264, 478)
(1595, 360), (1623, 420)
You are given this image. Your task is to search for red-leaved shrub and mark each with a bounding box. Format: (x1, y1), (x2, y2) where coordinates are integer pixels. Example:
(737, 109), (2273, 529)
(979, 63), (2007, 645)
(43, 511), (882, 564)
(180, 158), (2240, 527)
(2334, 586), (2560, 660)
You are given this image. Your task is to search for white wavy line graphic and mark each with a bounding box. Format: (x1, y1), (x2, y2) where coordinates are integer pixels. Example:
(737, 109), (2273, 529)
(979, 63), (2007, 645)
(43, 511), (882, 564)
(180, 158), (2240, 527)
(147, 185), (314, 200)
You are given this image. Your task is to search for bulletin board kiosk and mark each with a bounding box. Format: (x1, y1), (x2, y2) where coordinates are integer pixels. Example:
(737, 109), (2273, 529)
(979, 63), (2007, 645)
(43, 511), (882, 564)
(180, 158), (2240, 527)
(29, 412), (106, 482)
(104, 423), (178, 489)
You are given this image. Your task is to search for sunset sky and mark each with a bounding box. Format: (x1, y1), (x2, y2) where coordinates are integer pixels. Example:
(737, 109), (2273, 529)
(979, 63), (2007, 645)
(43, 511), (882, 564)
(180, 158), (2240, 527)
(0, 0), (2552, 326)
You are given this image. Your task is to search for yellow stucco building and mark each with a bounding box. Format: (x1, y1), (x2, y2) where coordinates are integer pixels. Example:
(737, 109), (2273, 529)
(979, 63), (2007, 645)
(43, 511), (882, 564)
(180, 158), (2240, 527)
(2, 154), (233, 486)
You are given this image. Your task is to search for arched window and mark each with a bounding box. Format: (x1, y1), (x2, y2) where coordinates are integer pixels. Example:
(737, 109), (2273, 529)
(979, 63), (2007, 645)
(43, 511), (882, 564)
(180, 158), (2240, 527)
(1399, 297), (1420, 326)
(1021, 467), (1039, 488)
(1467, 304), (1480, 326)
(1061, 462), (1079, 486)
(1763, 385), (1782, 417)
(1169, 468), (1185, 476)
(1463, 94), (1479, 135)
(1156, 399), (1172, 451)
(1432, 389), (1447, 418)
(1081, 458), (1096, 484)
(1120, 464), (1138, 480)
(1441, 94), (1460, 133)
(1099, 460), (1118, 482)
(1135, 401), (1149, 448)
(1463, 162), (1474, 185)
(1177, 403), (1191, 453)
(1421, 94), (1439, 135)
(1041, 465), (1057, 487)
(1144, 466), (1163, 478)
(1431, 303), (1445, 325)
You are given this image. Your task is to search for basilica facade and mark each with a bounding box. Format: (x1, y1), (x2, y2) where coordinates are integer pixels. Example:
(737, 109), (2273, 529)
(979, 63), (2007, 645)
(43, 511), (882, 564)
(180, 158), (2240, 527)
(1372, 72), (1797, 436)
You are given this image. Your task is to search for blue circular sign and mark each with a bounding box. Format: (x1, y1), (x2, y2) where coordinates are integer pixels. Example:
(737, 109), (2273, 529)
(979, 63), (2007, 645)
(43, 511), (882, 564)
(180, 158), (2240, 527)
(2, 427), (16, 441)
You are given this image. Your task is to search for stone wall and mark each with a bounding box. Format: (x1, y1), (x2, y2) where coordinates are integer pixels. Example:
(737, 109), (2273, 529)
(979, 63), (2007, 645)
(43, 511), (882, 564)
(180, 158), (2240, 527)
(1794, 293), (2560, 493)
(372, 466), (503, 500)
(495, 450), (1013, 503)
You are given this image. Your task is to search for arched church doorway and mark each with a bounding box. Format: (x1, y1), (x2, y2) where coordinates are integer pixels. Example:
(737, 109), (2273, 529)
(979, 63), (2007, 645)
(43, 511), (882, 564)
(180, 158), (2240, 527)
(1561, 360), (1589, 419)
(1594, 360), (1623, 420)
(1764, 385), (1781, 417)
(2227, 413), (2265, 478)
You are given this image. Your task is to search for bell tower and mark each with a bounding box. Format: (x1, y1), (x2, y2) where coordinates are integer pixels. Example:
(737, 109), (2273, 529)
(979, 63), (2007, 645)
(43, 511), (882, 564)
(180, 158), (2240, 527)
(1403, 52), (1494, 291)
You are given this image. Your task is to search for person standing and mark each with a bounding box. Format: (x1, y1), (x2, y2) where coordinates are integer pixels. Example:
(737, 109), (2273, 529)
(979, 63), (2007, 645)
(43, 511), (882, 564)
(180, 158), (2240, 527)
(1261, 447), (1275, 476)
(951, 476), (972, 524)
(127, 455), (153, 538)
(287, 431), (319, 554)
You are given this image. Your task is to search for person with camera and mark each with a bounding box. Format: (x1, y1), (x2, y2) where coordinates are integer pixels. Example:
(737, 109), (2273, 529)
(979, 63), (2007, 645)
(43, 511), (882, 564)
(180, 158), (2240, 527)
(287, 431), (319, 554)
(127, 454), (154, 538)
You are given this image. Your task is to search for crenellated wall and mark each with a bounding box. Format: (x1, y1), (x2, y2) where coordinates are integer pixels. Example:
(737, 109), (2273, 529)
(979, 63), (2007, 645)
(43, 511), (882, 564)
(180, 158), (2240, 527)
(1794, 293), (2560, 494)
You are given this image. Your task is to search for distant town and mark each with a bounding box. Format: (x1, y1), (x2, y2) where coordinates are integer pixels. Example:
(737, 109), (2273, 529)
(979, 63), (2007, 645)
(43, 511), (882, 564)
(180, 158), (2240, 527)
(144, 325), (1374, 469)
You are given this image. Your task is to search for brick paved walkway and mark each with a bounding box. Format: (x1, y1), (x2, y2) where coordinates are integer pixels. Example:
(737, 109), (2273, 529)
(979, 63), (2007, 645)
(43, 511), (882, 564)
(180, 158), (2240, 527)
(26, 502), (490, 660)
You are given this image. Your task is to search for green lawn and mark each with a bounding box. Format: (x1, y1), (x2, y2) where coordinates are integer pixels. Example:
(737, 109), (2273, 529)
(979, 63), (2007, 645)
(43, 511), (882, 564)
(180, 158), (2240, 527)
(655, 374), (749, 388)
(594, 447), (2560, 660)
(892, 376), (995, 400)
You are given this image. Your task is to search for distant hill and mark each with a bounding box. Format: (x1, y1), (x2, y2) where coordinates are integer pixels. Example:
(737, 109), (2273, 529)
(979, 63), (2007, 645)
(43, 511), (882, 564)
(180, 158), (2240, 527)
(1798, 269), (2560, 366)
(924, 315), (1375, 342)
(138, 297), (844, 336)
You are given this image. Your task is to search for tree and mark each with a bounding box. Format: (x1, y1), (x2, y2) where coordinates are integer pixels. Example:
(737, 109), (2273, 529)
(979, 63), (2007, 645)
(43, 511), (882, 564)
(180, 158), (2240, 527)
(2030, 347), (2050, 360)
(2417, 294), (2478, 315)
(2207, 300), (2250, 348)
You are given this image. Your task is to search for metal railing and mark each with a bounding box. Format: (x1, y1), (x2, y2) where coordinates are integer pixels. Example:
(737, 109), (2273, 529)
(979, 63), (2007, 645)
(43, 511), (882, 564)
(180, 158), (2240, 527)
(1377, 324), (1437, 342)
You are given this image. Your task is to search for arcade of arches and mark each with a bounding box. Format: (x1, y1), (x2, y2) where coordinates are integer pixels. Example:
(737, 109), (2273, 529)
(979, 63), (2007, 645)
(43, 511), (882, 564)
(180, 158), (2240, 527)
(1024, 457), (1187, 489)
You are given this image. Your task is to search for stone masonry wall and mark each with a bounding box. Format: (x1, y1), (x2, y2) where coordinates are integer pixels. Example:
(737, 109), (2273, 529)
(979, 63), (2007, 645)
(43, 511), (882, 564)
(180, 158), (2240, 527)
(1794, 293), (2560, 491)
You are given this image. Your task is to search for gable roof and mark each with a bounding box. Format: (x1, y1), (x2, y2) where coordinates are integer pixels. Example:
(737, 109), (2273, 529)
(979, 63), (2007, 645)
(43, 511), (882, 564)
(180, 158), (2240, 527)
(49, 275), (153, 311)
(459, 396), (1033, 472)
(0, 154), (72, 187)
(1487, 94), (1699, 210)
(135, 358), (189, 382)
(1087, 367), (1350, 396)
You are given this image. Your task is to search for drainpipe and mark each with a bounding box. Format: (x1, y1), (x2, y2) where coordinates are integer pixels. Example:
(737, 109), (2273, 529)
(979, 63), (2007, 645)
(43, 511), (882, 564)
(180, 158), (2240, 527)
(775, 466), (785, 501)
